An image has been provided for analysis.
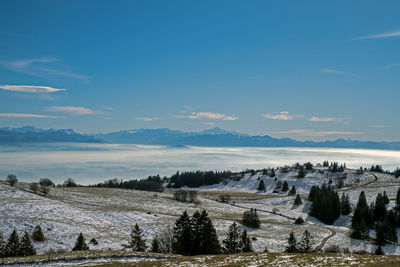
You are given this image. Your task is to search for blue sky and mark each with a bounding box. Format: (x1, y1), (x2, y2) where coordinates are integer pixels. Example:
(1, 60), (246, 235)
(0, 0), (399, 141)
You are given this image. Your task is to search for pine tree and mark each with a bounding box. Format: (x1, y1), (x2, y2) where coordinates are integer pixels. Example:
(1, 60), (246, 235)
(340, 193), (351, 215)
(299, 230), (313, 253)
(374, 193), (387, 221)
(199, 210), (221, 254)
(0, 232), (5, 258)
(240, 229), (253, 252)
(151, 237), (160, 253)
(285, 231), (298, 253)
(270, 169), (275, 177)
(222, 222), (241, 254)
(19, 231), (36, 256)
(375, 245), (384, 255)
(288, 185), (296, 196)
(127, 224), (147, 251)
(282, 181), (289, 192)
(242, 208), (261, 228)
(294, 194), (302, 205)
(32, 225), (45, 242)
(297, 167), (305, 178)
(396, 187), (400, 211)
(351, 191), (370, 239)
(257, 180), (266, 191)
(173, 210), (192, 255)
(383, 191), (389, 204)
(5, 230), (20, 257)
(72, 233), (89, 251)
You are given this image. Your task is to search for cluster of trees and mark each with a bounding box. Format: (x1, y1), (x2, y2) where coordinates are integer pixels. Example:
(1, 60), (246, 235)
(0, 225), (45, 258)
(394, 168), (400, 178)
(329, 162), (346, 172)
(95, 176), (164, 192)
(285, 230), (314, 253)
(308, 184), (341, 225)
(173, 190), (198, 203)
(351, 190), (398, 245)
(168, 171), (232, 188)
(242, 208), (260, 228)
(370, 165), (384, 173)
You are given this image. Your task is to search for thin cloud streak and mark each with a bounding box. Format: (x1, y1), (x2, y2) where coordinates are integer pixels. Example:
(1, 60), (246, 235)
(48, 106), (97, 115)
(177, 112), (238, 121)
(357, 30), (400, 40)
(0, 85), (66, 93)
(320, 68), (357, 76)
(309, 116), (338, 122)
(263, 112), (304, 120)
(136, 117), (162, 122)
(0, 113), (57, 118)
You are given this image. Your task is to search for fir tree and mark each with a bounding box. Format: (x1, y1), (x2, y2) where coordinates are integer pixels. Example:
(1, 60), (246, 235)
(242, 208), (261, 228)
(340, 193), (351, 215)
(282, 181), (289, 192)
(5, 230), (20, 257)
(375, 245), (384, 255)
(173, 210), (192, 255)
(294, 194), (302, 205)
(32, 225), (45, 242)
(351, 191), (370, 239)
(240, 229), (253, 252)
(151, 237), (160, 253)
(297, 167), (305, 178)
(383, 191), (389, 205)
(72, 233), (89, 251)
(309, 184), (340, 225)
(294, 217), (304, 224)
(270, 169), (276, 177)
(288, 185), (296, 196)
(396, 187), (400, 211)
(299, 230), (313, 253)
(222, 222), (241, 254)
(19, 231), (36, 256)
(199, 210), (221, 254)
(374, 193), (387, 221)
(127, 224), (147, 252)
(285, 231), (298, 253)
(257, 180), (266, 191)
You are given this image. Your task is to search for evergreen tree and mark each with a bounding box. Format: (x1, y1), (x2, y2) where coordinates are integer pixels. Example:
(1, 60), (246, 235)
(32, 225), (45, 242)
(294, 194), (302, 205)
(222, 222), (241, 254)
(396, 187), (400, 211)
(383, 191), (389, 205)
(308, 185), (320, 201)
(351, 191), (370, 239)
(340, 193), (351, 215)
(240, 229), (253, 252)
(151, 237), (160, 253)
(173, 210), (192, 255)
(270, 169), (276, 177)
(309, 184), (340, 225)
(257, 180), (266, 192)
(0, 232), (5, 258)
(127, 224), (147, 252)
(5, 230), (20, 257)
(297, 167), (305, 178)
(294, 217), (305, 224)
(299, 230), (313, 253)
(288, 185), (296, 196)
(374, 193), (387, 221)
(305, 162), (313, 171)
(19, 231), (36, 256)
(375, 245), (384, 255)
(282, 181), (289, 192)
(72, 233), (89, 251)
(285, 231), (298, 253)
(199, 210), (221, 254)
(242, 208), (261, 228)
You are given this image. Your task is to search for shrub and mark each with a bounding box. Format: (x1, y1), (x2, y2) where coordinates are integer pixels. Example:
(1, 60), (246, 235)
(39, 178), (55, 187)
(32, 225), (45, 242)
(7, 174), (17, 186)
(294, 217), (304, 224)
(242, 208), (261, 228)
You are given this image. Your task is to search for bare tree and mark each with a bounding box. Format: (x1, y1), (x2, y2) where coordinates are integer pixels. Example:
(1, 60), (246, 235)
(157, 226), (174, 253)
(188, 191), (198, 203)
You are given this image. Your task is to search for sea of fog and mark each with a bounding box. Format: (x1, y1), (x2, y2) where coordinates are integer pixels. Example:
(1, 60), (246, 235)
(0, 143), (399, 185)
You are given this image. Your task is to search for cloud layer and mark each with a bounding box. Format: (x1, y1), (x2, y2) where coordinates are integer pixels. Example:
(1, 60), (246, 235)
(0, 85), (66, 93)
(178, 112), (238, 121)
(0, 113), (56, 118)
(136, 117), (162, 122)
(320, 68), (357, 76)
(309, 116), (338, 122)
(269, 129), (363, 137)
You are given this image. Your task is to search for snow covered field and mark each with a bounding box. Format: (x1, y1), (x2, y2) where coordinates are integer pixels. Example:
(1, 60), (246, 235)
(1, 167), (400, 261)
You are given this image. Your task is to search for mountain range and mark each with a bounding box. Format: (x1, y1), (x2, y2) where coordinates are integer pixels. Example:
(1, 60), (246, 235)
(1, 126), (400, 150)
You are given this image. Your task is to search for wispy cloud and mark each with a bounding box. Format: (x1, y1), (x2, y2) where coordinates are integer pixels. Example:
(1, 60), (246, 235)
(384, 62), (400, 70)
(371, 125), (387, 128)
(309, 116), (339, 122)
(177, 112), (238, 121)
(320, 68), (357, 76)
(357, 30), (400, 40)
(0, 85), (65, 93)
(268, 129), (363, 137)
(263, 112), (304, 120)
(0, 113), (56, 118)
(47, 106), (98, 115)
(0, 58), (90, 83)
(136, 117), (162, 122)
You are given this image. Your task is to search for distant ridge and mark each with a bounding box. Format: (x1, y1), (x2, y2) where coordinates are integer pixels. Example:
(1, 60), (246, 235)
(1, 126), (400, 150)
